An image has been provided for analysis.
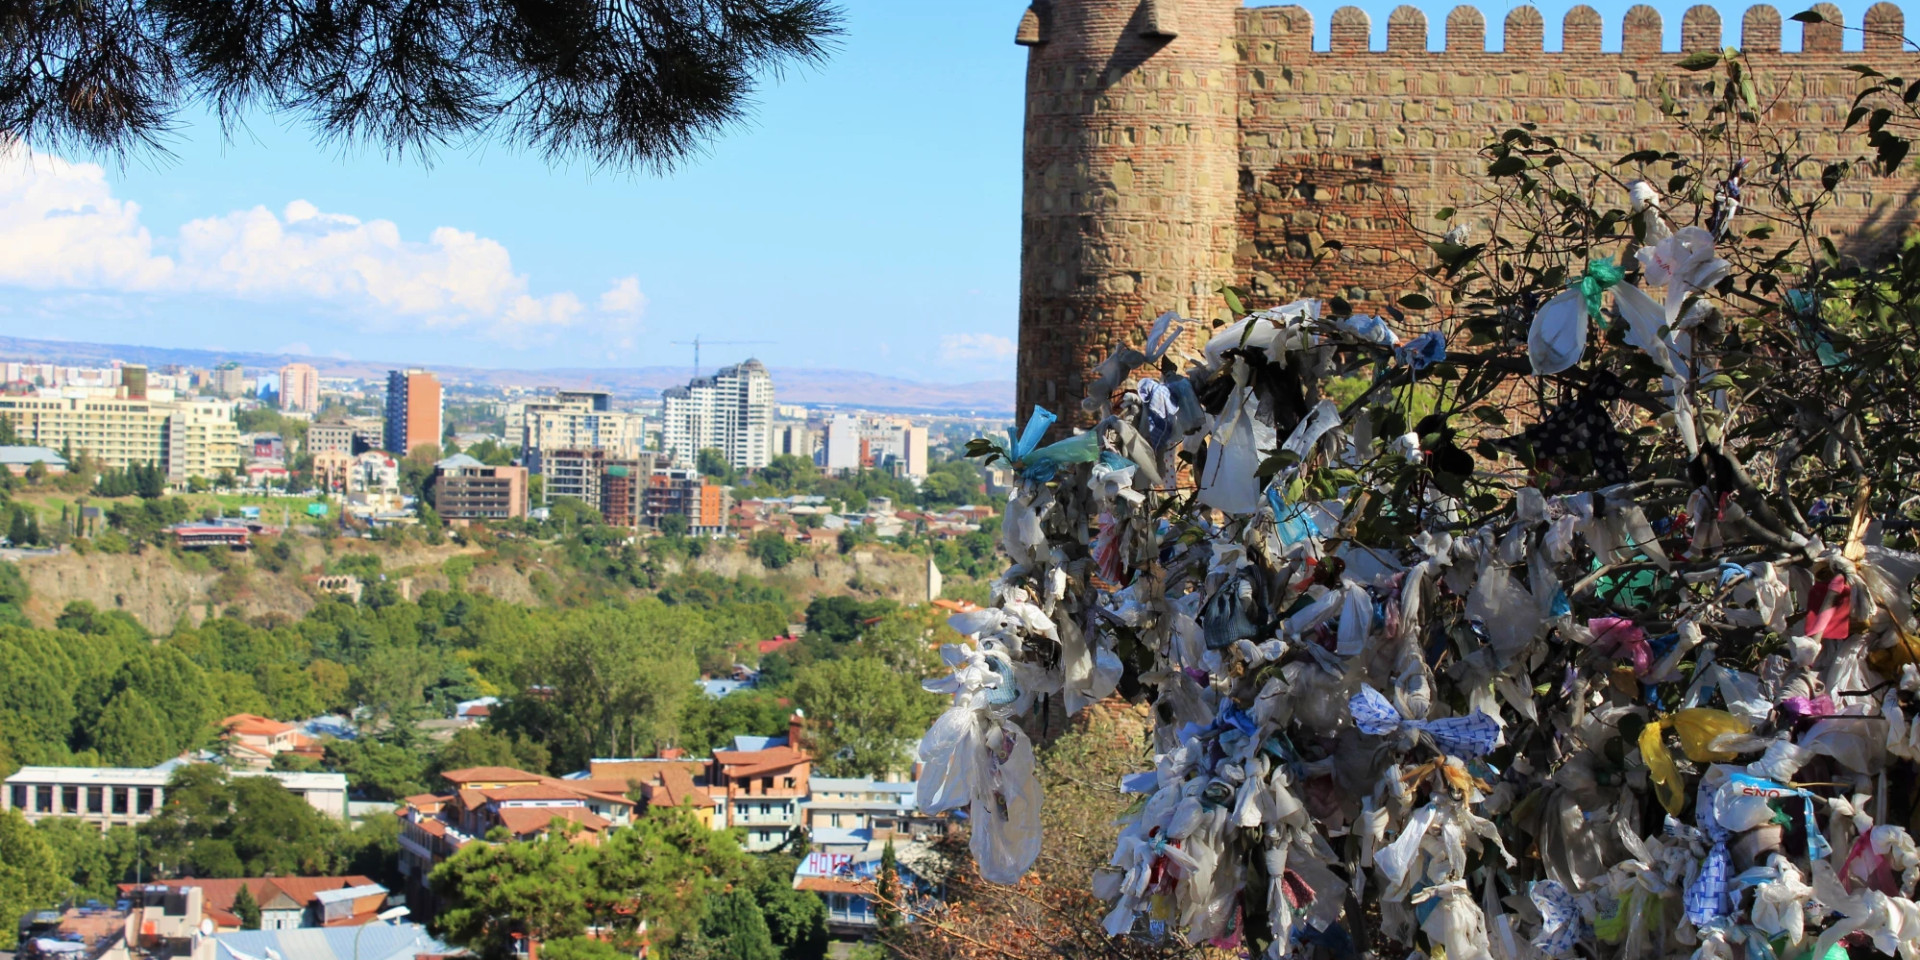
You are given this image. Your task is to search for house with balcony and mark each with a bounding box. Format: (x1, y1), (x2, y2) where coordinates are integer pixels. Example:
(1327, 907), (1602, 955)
(395, 766), (637, 922)
(709, 715), (811, 852)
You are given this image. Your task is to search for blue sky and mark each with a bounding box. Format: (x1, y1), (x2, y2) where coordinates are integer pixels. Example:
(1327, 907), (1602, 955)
(0, 0), (1873, 383)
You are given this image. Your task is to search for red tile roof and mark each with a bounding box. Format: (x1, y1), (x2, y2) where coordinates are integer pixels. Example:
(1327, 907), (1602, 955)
(795, 876), (872, 896)
(496, 806), (610, 836)
(758, 636), (801, 655)
(439, 766), (546, 785)
(222, 714), (296, 737)
(117, 877), (380, 919)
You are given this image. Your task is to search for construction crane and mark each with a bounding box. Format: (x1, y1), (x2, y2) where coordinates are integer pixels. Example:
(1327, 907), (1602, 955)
(670, 335), (772, 379)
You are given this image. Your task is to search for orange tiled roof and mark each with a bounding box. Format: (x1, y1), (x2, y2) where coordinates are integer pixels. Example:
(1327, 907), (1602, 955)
(795, 876), (871, 896)
(117, 877), (379, 918)
(440, 766), (546, 785)
(496, 806), (610, 836)
(222, 714), (296, 737)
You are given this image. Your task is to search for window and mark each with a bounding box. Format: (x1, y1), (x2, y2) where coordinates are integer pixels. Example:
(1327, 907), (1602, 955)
(136, 788), (154, 814)
(761, 776), (774, 793)
(62, 786), (78, 812)
(783, 777), (795, 789)
(9, 785), (25, 810)
(35, 785), (52, 812)
(88, 788), (104, 813)
(112, 789), (128, 814)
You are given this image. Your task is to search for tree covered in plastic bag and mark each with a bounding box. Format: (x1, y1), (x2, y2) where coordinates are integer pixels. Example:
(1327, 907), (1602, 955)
(910, 40), (1920, 960)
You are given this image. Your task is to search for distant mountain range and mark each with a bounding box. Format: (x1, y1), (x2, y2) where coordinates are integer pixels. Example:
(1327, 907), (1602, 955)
(0, 336), (1015, 416)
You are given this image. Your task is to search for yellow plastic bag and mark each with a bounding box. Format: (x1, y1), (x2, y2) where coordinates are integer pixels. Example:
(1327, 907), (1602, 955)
(1640, 721), (1686, 814)
(1670, 708), (1751, 763)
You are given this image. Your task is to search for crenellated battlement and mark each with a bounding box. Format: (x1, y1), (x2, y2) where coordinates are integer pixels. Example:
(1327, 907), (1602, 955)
(1011, 0), (1920, 426)
(1229, 2), (1905, 54)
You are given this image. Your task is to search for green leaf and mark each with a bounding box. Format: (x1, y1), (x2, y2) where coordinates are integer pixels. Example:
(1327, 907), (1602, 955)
(1470, 407), (1510, 426)
(1674, 50), (1722, 71)
(1705, 374), (1737, 390)
(1487, 155), (1528, 177)
(1398, 293), (1435, 310)
(1221, 284), (1246, 317)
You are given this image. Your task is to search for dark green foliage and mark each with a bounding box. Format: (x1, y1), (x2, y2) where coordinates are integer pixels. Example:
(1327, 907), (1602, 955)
(93, 462), (165, 499)
(697, 449), (736, 484)
(0, 0), (840, 170)
(34, 820), (139, 902)
(432, 727), (552, 779)
(803, 595), (895, 645)
(747, 530), (796, 570)
(232, 883), (262, 930)
(699, 888), (778, 960)
(791, 657), (941, 778)
(0, 811), (61, 949)
(432, 809), (751, 959)
(140, 765), (342, 877)
(875, 841), (901, 937)
(751, 853), (827, 960)
(325, 735), (430, 800)
(676, 688), (792, 756)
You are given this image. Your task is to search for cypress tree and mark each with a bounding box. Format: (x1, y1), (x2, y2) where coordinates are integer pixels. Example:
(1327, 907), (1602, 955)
(232, 883), (262, 930)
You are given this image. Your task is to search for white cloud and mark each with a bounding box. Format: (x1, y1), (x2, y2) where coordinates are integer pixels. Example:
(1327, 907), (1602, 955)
(0, 144), (642, 346)
(940, 332), (1016, 364)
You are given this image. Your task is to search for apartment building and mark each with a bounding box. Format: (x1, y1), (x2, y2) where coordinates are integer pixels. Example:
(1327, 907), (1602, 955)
(308, 421), (355, 455)
(661, 359), (774, 472)
(166, 401), (243, 481)
(279, 363), (320, 413)
(0, 395), (240, 479)
(208, 363), (247, 397)
(519, 391), (648, 461)
(709, 716), (811, 852)
(643, 466), (729, 535)
(3, 765), (349, 826)
(536, 447), (608, 510)
(384, 370), (442, 457)
(433, 454), (529, 521)
(822, 415), (928, 479)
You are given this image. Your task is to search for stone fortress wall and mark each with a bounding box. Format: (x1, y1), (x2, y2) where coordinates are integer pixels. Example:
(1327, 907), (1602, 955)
(1014, 0), (1920, 425)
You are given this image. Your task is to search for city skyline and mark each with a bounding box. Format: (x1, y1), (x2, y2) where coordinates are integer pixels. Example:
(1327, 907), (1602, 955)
(0, 0), (1867, 384)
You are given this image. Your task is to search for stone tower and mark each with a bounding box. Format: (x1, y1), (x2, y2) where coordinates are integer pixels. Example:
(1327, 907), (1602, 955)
(1016, 0), (1243, 428)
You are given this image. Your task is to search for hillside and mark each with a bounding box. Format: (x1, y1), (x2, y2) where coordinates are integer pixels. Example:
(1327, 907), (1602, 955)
(9, 534), (948, 633)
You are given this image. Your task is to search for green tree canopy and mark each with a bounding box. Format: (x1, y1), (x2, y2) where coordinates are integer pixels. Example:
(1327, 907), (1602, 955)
(790, 657), (940, 779)
(0, 810), (62, 949)
(140, 765), (342, 877)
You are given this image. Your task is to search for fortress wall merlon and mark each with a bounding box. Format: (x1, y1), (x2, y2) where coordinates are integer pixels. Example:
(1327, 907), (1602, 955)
(1011, 0), (1920, 428)
(1222, 2), (1903, 53)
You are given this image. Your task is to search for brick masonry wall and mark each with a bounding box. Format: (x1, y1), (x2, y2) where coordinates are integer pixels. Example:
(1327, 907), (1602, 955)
(1015, 0), (1920, 427)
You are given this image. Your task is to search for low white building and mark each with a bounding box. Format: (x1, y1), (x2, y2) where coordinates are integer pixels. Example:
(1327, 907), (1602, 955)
(3, 764), (350, 827)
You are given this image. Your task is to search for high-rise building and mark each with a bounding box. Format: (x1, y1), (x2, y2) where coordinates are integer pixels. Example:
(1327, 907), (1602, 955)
(308, 421), (355, 455)
(823, 415), (860, 475)
(208, 363), (247, 397)
(519, 391), (648, 461)
(121, 365), (148, 401)
(280, 363), (320, 413)
(384, 370), (443, 457)
(660, 360), (773, 472)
